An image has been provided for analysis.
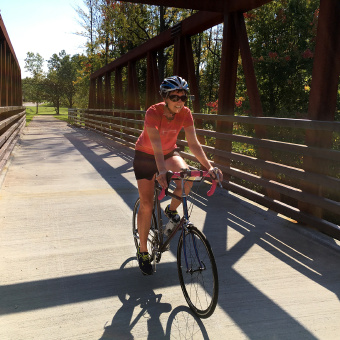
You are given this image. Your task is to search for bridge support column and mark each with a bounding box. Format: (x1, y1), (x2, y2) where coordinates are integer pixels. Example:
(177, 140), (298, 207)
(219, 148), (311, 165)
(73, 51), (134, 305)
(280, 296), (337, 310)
(89, 78), (96, 109)
(235, 12), (280, 200)
(96, 76), (104, 110)
(146, 51), (160, 109)
(0, 41), (7, 106)
(300, 0), (340, 219)
(113, 67), (124, 138)
(127, 61), (140, 110)
(183, 35), (205, 144)
(215, 13), (239, 175)
(104, 72), (112, 109)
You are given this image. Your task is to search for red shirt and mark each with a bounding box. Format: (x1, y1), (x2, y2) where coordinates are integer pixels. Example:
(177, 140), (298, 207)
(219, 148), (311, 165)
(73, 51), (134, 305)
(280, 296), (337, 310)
(135, 102), (194, 155)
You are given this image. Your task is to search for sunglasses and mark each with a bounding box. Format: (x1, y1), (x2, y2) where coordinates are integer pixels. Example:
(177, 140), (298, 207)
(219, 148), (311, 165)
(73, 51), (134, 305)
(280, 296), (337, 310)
(168, 94), (188, 102)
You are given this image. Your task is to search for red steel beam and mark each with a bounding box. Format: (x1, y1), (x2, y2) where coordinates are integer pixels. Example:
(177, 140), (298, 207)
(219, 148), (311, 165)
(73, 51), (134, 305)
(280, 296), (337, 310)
(91, 11), (223, 79)
(307, 0), (340, 122)
(104, 72), (112, 109)
(118, 0), (272, 13)
(214, 14), (239, 170)
(300, 0), (340, 219)
(146, 51), (160, 108)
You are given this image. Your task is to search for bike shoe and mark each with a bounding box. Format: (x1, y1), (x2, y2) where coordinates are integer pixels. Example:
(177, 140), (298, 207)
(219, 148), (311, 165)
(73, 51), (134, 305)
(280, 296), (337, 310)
(164, 204), (180, 223)
(137, 247), (153, 276)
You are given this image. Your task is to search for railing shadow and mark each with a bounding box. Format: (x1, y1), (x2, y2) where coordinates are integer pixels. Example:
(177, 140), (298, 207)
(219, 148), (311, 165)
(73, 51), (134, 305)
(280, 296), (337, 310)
(47, 125), (340, 338)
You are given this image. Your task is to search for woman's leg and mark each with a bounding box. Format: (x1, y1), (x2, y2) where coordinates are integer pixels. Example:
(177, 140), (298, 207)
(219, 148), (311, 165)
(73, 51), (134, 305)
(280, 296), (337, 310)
(165, 155), (193, 211)
(137, 177), (155, 253)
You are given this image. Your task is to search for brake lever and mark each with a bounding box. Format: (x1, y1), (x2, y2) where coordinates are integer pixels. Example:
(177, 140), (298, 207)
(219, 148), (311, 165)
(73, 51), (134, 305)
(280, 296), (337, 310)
(213, 167), (223, 188)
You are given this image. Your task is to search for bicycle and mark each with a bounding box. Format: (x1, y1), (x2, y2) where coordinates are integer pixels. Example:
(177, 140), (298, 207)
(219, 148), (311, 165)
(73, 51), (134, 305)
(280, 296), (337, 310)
(132, 168), (221, 318)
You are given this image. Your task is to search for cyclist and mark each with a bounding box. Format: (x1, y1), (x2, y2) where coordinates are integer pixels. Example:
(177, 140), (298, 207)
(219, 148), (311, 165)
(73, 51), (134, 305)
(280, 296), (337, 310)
(133, 75), (223, 275)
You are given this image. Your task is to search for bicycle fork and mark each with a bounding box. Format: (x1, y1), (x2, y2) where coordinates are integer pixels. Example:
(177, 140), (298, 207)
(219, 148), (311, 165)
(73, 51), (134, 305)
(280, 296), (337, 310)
(182, 224), (206, 274)
(179, 179), (205, 274)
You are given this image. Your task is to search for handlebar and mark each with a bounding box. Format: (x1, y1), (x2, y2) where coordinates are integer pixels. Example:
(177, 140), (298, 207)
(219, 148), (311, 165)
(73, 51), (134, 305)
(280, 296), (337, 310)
(157, 169), (220, 201)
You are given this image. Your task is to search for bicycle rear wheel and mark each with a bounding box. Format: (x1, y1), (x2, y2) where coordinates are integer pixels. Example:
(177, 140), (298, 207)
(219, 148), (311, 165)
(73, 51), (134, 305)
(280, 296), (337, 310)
(132, 197), (158, 262)
(177, 226), (218, 318)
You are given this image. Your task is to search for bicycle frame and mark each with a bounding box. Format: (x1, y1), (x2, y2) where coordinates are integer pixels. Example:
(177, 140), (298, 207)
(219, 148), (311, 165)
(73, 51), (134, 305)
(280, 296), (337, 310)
(133, 168), (220, 317)
(154, 175), (203, 271)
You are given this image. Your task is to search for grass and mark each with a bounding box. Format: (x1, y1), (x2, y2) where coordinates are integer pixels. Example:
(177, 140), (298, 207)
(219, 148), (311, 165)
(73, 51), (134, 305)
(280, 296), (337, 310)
(25, 104), (69, 125)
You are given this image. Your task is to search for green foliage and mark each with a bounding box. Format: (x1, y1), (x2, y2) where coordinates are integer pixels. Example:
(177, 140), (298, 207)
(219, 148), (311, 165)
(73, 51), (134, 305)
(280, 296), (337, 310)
(24, 52), (44, 77)
(244, 0), (319, 117)
(45, 50), (81, 113)
(23, 52), (46, 112)
(24, 50), (82, 114)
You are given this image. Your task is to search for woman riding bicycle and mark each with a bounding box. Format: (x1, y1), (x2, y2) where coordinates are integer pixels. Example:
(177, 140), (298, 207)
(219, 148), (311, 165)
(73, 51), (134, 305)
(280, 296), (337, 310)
(133, 75), (223, 275)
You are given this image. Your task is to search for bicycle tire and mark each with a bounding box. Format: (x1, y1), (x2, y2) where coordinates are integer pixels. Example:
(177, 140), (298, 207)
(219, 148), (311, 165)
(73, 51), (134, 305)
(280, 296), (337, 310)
(132, 197), (158, 263)
(177, 226), (219, 318)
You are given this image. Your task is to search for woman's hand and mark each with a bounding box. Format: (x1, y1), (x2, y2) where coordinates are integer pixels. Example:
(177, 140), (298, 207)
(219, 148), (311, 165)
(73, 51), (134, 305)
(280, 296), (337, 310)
(156, 170), (168, 189)
(208, 167), (223, 185)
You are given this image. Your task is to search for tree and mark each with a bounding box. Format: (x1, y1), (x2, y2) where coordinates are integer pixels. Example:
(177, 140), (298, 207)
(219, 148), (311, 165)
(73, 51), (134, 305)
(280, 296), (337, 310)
(202, 1), (320, 118)
(44, 71), (63, 115)
(23, 52), (45, 113)
(45, 50), (80, 113)
(243, 0), (319, 117)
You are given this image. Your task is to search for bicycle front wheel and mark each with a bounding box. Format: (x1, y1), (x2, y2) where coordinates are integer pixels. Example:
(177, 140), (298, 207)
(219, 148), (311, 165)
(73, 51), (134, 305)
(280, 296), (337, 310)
(177, 226), (219, 318)
(132, 197), (158, 262)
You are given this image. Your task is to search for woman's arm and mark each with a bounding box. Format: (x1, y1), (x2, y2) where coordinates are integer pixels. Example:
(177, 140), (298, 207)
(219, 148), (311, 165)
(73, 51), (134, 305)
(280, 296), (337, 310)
(184, 125), (224, 181)
(145, 126), (168, 188)
(184, 125), (212, 170)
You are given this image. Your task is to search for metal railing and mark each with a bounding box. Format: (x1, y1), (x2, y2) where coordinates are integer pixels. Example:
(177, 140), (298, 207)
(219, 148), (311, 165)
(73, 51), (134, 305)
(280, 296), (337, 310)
(0, 106), (26, 171)
(68, 108), (340, 240)
(0, 15), (24, 173)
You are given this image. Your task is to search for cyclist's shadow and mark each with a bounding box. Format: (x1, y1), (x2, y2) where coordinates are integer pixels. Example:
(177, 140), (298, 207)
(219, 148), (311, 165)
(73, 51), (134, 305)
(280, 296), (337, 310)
(99, 257), (209, 340)
(99, 257), (171, 339)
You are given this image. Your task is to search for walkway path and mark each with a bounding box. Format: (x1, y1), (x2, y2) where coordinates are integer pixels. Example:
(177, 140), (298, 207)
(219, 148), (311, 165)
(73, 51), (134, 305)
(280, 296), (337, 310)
(1, 116), (340, 339)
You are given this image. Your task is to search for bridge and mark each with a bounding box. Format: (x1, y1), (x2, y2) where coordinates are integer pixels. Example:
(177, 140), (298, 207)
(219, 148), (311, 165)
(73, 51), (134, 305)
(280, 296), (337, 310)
(1, 114), (340, 339)
(1, 0), (340, 338)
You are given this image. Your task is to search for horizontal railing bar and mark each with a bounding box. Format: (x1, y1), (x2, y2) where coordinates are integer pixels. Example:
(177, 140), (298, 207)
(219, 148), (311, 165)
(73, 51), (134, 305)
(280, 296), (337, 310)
(189, 141), (340, 192)
(180, 150), (340, 239)
(196, 128), (340, 161)
(193, 113), (340, 133)
(177, 140), (340, 211)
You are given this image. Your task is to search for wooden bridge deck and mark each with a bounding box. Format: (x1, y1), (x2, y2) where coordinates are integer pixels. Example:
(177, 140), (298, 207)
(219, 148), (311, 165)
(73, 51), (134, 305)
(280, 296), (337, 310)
(1, 116), (339, 340)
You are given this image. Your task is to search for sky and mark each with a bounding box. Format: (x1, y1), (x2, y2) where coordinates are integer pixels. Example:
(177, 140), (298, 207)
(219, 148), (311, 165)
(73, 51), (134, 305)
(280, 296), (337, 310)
(1, 0), (87, 78)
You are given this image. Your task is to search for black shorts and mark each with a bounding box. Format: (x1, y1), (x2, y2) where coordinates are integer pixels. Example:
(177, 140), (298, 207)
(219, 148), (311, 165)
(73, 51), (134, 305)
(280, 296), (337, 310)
(133, 150), (180, 180)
